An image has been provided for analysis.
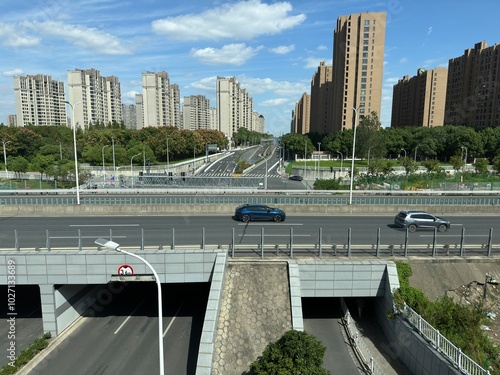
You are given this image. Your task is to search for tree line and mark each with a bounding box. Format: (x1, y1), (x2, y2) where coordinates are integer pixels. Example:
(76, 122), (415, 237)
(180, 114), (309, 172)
(281, 112), (500, 164)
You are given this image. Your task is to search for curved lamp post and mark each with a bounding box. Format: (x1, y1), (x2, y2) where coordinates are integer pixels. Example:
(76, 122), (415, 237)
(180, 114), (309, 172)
(336, 151), (343, 173)
(94, 238), (164, 375)
(349, 108), (358, 205)
(130, 153), (141, 188)
(3, 140), (11, 178)
(65, 101), (82, 205)
(102, 145), (109, 178)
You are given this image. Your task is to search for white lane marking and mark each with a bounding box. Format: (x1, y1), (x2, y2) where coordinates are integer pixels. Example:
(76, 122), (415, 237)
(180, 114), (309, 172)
(238, 234), (311, 237)
(50, 236), (127, 239)
(163, 299), (185, 337)
(238, 223), (303, 226)
(420, 234), (489, 238)
(70, 224), (140, 227)
(114, 298), (146, 335)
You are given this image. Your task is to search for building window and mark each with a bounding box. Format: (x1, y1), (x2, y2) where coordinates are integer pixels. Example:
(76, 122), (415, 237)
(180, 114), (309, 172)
(364, 20), (370, 25)
(361, 90), (366, 95)
(363, 52), (368, 58)
(361, 72), (367, 77)
(363, 40), (369, 45)
(364, 26), (369, 32)
(364, 33), (369, 38)
(363, 46), (368, 51)
(362, 59), (368, 64)
(361, 84), (366, 89)
(362, 65), (367, 70)
(361, 78), (367, 82)
(360, 96), (366, 101)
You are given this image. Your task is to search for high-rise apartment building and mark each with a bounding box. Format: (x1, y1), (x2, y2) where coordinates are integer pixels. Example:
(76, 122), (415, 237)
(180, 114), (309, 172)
(13, 74), (66, 127)
(183, 95), (211, 130)
(332, 12), (386, 132)
(141, 71), (181, 128)
(216, 77), (261, 138)
(135, 94), (144, 130)
(6, 115), (16, 127)
(67, 69), (122, 128)
(445, 41), (500, 129)
(122, 104), (137, 130)
(391, 67), (448, 128)
(292, 93), (311, 134)
(310, 62), (333, 134)
(253, 112), (265, 134)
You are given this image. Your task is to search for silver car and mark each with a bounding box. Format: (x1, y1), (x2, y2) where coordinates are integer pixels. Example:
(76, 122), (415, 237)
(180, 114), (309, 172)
(394, 210), (450, 232)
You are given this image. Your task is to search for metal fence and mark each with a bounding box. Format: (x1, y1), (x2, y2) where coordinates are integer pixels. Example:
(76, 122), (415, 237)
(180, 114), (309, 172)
(400, 303), (490, 375)
(1, 194), (500, 206)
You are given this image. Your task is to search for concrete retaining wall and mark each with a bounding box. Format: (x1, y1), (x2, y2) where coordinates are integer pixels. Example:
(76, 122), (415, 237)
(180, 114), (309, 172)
(1, 203), (497, 216)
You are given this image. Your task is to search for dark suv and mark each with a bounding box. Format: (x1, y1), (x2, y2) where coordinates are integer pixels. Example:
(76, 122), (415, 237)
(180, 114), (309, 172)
(394, 210), (450, 232)
(234, 204), (286, 223)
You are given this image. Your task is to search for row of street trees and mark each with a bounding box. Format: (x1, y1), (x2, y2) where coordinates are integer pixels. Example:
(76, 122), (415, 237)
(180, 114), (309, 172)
(281, 112), (500, 163)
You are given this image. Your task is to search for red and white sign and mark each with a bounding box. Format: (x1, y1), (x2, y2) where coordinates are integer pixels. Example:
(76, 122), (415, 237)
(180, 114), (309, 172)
(118, 264), (134, 275)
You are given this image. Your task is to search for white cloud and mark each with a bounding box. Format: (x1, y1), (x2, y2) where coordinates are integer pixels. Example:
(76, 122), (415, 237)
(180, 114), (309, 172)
(37, 21), (131, 55)
(3, 69), (24, 77)
(190, 76), (217, 91)
(317, 45), (327, 51)
(239, 76), (309, 97)
(0, 21), (131, 55)
(304, 57), (331, 69)
(428, 26), (433, 36)
(122, 90), (140, 104)
(190, 44), (262, 66)
(151, 0), (305, 41)
(269, 45), (295, 55)
(399, 57), (409, 63)
(0, 23), (40, 47)
(260, 98), (289, 106)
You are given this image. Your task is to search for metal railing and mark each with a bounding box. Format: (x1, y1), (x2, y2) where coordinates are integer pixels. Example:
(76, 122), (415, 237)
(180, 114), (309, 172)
(1, 194), (500, 206)
(340, 298), (384, 374)
(400, 303), (490, 375)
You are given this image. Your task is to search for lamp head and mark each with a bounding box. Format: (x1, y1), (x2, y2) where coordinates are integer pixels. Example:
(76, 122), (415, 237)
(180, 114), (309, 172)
(95, 238), (121, 251)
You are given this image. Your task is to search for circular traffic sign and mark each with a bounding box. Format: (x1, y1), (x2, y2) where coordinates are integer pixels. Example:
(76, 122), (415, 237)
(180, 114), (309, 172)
(118, 264), (134, 275)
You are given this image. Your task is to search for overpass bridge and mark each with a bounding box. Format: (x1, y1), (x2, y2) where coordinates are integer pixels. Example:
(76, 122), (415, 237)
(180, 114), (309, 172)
(0, 247), (471, 375)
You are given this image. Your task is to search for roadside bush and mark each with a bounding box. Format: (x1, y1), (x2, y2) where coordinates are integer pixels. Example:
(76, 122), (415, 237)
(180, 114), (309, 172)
(0, 332), (51, 375)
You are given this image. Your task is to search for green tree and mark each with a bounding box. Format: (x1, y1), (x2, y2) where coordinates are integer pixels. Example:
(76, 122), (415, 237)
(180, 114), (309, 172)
(421, 159), (443, 174)
(248, 330), (330, 375)
(473, 158), (489, 174)
(31, 154), (56, 179)
(449, 154), (464, 173)
(9, 156), (30, 179)
(400, 156), (417, 175)
(493, 156), (500, 174)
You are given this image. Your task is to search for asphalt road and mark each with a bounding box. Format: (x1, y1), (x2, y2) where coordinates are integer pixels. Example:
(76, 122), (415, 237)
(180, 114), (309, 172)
(1, 215), (499, 257)
(303, 297), (363, 374)
(28, 282), (209, 375)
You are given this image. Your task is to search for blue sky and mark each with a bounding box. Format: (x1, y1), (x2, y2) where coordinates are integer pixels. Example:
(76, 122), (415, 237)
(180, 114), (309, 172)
(1, 0), (499, 135)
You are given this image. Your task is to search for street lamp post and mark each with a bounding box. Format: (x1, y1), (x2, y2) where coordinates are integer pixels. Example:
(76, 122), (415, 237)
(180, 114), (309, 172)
(367, 146), (373, 166)
(401, 148), (407, 158)
(414, 145), (419, 162)
(317, 142), (321, 180)
(111, 137), (116, 181)
(264, 154), (268, 190)
(130, 153), (141, 188)
(349, 108), (358, 205)
(57, 141), (63, 160)
(64, 101), (82, 205)
(166, 138), (170, 172)
(102, 145), (109, 178)
(303, 141), (307, 179)
(461, 146), (468, 174)
(3, 140), (11, 178)
(336, 151), (343, 174)
(94, 239), (164, 375)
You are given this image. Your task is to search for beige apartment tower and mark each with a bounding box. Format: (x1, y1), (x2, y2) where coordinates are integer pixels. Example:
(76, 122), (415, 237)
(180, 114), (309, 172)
(216, 77), (260, 138)
(183, 95), (211, 130)
(445, 41), (500, 129)
(141, 71), (181, 129)
(310, 61), (333, 134)
(332, 12), (386, 132)
(67, 69), (122, 128)
(292, 93), (311, 134)
(13, 74), (66, 127)
(391, 67), (448, 128)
